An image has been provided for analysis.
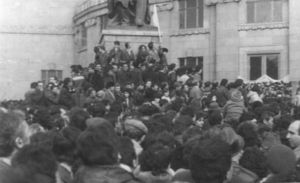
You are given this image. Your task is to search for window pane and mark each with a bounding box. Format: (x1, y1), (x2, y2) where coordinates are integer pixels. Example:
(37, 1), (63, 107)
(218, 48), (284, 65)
(41, 70), (47, 82)
(256, 1), (271, 23)
(247, 2), (255, 23)
(186, 7), (197, 28)
(198, 0), (204, 27)
(179, 0), (185, 10)
(187, 57), (196, 67)
(250, 56), (262, 80)
(197, 57), (203, 67)
(57, 71), (63, 80)
(273, 0), (283, 22)
(179, 10), (185, 29)
(266, 54), (279, 79)
(179, 58), (185, 67)
(81, 24), (87, 47)
(186, 0), (196, 8)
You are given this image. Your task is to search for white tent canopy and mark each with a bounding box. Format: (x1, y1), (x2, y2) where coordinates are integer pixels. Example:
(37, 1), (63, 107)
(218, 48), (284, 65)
(281, 75), (290, 83)
(255, 74), (280, 83)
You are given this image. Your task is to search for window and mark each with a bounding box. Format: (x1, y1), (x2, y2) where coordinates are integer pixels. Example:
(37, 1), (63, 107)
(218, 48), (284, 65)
(249, 54), (279, 80)
(247, 0), (283, 23)
(100, 15), (107, 31)
(178, 57), (203, 67)
(80, 23), (87, 48)
(41, 70), (63, 83)
(179, 0), (204, 29)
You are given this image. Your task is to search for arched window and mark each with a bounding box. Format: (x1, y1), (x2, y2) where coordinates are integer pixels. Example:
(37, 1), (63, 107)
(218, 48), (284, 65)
(179, 0), (204, 29)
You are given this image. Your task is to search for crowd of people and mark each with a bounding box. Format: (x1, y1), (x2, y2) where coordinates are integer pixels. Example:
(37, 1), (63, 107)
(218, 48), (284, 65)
(1, 41), (300, 183)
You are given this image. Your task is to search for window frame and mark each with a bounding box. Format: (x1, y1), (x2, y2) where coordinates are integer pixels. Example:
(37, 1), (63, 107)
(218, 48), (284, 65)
(178, 56), (203, 68)
(41, 70), (63, 83)
(248, 53), (280, 80)
(179, 0), (204, 29)
(246, 0), (283, 24)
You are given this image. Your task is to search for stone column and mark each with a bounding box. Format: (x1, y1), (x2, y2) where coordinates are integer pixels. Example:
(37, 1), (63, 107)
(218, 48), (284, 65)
(289, 0), (300, 83)
(206, 0), (241, 81)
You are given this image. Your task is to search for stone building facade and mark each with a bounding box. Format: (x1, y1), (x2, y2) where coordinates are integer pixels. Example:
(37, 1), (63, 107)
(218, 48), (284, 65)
(73, 0), (300, 82)
(0, 0), (82, 99)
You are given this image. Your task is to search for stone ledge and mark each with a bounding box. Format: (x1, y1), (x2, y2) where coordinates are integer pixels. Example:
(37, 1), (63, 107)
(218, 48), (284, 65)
(149, 0), (173, 4)
(238, 22), (289, 31)
(0, 25), (73, 35)
(170, 28), (210, 37)
(102, 29), (160, 36)
(205, 0), (241, 6)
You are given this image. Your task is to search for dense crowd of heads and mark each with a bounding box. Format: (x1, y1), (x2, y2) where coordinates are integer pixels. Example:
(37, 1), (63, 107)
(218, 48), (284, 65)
(1, 41), (300, 183)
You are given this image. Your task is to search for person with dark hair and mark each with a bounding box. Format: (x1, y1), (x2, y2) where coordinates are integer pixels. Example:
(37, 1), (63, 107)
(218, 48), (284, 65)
(207, 110), (223, 127)
(189, 79), (202, 102)
(86, 101), (107, 117)
(53, 133), (76, 183)
(158, 47), (168, 66)
(11, 144), (57, 183)
(68, 107), (90, 131)
(44, 83), (60, 106)
(231, 146), (268, 182)
(0, 111), (31, 178)
(59, 77), (76, 109)
(262, 144), (297, 183)
(129, 62), (143, 86)
(189, 137), (232, 183)
(94, 45), (108, 67)
(237, 121), (260, 148)
(134, 143), (173, 183)
(215, 78), (230, 107)
(136, 45), (149, 66)
(119, 136), (137, 170)
(147, 42), (160, 64)
(103, 81), (116, 104)
(117, 63), (131, 88)
(109, 40), (123, 65)
(89, 63), (105, 92)
(122, 42), (135, 64)
(74, 126), (140, 183)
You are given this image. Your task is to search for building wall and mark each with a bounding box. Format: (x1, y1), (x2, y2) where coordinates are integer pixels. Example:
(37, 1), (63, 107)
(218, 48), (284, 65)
(0, 0), (81, 100)
(73, 0), (300, 82)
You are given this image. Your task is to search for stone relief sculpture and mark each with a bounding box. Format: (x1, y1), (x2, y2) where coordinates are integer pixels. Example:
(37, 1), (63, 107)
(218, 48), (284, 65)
(107, 0), (151, 27)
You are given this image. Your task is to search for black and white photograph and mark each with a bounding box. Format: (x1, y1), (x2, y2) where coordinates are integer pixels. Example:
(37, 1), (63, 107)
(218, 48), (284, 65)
(1, 0), (300, 182)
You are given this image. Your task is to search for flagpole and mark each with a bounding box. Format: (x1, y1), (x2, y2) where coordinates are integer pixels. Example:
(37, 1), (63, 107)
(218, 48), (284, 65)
(153, 4), (162, 44)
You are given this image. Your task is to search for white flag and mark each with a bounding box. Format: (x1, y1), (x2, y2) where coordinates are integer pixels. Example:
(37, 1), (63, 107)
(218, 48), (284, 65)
(151, 5), (159, 27)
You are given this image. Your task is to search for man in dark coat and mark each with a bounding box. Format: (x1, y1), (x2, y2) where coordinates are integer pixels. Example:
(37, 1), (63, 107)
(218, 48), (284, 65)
(109, 41), (123, 66)
(91, 64), (105, 92)
(215, 79), (230, 107)
(117, 63), (131, 88)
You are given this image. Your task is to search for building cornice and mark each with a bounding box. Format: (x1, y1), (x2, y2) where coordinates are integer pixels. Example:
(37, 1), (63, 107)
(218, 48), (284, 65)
(170, 28), (210, 37)
(0, 25), (73, 35)
(238, 22), (289, 31)
(205, 0), (241, 6)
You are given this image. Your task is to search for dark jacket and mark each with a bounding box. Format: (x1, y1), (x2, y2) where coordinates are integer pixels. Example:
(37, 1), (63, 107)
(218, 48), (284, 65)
(130, 68), (143, 86)
(59, 87), (75, 109)
(44, 89), (59, 106)
(117, 70), (131, 87)
(215, 86), (230, 107)
(91, 72), (105, 92)
(73, 165), (141, 183)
